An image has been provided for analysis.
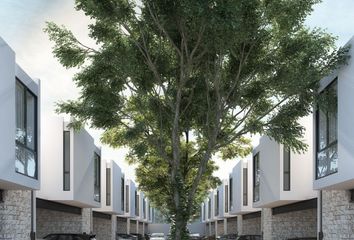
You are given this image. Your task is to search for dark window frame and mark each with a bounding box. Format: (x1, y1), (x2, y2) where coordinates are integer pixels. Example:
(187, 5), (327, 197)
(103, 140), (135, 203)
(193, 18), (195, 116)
(215, 190), (219, 216)
(15, 79), (38, 179)
(253, 153), (260, 202)
(350, 189), (354, 203)
(63, 131), (70, 191)
(135, 190), (140, 216)
(208, 197), (211, 219)
(243, 167), (248, 205)
(283, 147), (291, 191)
(106, 167), (111, 206)
(224, 185), (229, 213)
(94, 153), (101, 202)
(121, 177), (125, 211)
(125, 185), (129, 213)
(229, 177), (233, 210)
(316, 79), (338, 179)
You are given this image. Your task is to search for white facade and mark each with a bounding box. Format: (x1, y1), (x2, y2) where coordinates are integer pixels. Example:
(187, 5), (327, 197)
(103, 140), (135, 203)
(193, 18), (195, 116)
(0, 37), (40, 190)
(37, 117), (101, 208)
(96, 159), (125, 214)
(215, 180), (227, 218)
(229, 158), (258, 215)
(313, 36), (354, 190)
(253, 116), (316, 208)
(124, 179), (137, 218)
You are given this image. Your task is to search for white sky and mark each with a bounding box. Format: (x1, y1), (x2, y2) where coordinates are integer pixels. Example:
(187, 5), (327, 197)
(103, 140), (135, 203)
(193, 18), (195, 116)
(1, 0), (353, 182)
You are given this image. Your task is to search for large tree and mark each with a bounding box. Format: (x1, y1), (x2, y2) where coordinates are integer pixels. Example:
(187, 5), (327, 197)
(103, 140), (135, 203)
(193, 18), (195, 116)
(45, 0), (347, 238)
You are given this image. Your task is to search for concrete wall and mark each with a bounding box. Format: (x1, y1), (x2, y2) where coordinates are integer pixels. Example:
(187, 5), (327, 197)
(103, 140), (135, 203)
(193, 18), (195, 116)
(93, 216), (112, 240)
(321, 190), (354, 240)
(0, 37), (40, 190)
(314, 36), (354, 190)
(36, 207), (93, 238)
(0, 190), (32, 240)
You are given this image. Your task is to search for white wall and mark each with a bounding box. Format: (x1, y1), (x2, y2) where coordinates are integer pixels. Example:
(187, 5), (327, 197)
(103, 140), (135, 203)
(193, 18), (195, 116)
(314, 36), (354, 190)
(0, 37), (40, 190)
(253, 116), (316, 208)
(124, 179), (136, 218)
(148, 222), (206, 236)
(37, 117), (100, 208)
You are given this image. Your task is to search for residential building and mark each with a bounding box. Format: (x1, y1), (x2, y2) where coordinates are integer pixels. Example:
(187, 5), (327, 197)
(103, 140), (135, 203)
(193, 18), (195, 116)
(313, 36), (354, 240)
(0, 36), (40, 240)
(36, 117), (101, 238)
(229, 157), (261, 236)
(253, 116), (317, 240)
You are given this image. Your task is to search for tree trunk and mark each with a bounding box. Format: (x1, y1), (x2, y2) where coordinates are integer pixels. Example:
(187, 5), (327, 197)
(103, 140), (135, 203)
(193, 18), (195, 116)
(171, 209), (189, 240)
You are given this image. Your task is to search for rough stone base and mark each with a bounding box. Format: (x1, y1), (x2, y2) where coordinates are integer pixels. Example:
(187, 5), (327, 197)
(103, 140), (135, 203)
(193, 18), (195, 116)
(130, 220), (137, 234)
(242, 216), (261, 235)
(117, 217), (127, 234)
(36, 207), (93, 238)
(262, 207), (317, 240)
(93, 216), (112, 240)
(226, 217), (237, 234)
(322, 190), (354, 240)
(0, 190), (32, 240)
(139, 222), (144, 234)
(216, 220), (224, 236)
(210, 222), (215, 236)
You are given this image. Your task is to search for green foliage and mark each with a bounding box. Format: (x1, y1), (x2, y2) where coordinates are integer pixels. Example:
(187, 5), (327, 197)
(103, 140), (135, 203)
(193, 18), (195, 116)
(45, 0), (348, 238)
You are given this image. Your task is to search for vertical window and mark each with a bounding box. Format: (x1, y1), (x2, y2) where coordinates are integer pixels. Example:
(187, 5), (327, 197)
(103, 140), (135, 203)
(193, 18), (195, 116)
(94, 153), (101, 202)
(15, 80), (37, 178)
(63, 131), (70, 191)
(215, 191), (219, 216)
(203, 203), (206, 221)
(253, 153), (260, 202)
(283, 147), (291, 191)
(121, 177), (125, 211)
(229, 177), (233, 210)
(316, 80), (338, 179)
(135, 191), (140, 216)
(125, 185), (129, 213)
(143, 198), (146, 219)
(106, 168), (111, 206)
(224, 185), (229, 213)
(149, 206), (152, 221)
(208, 197), (211, 219)
(243, 168), (248, 205)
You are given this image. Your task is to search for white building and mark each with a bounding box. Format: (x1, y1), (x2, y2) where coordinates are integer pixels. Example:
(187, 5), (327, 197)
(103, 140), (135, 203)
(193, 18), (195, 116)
(0, 36), (41, 240)
(36, 117), (102, 238)
(313, 36), (354, 240)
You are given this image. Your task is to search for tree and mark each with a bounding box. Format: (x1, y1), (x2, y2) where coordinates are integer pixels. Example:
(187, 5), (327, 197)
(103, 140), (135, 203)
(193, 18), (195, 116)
(45, 0), (348, 238)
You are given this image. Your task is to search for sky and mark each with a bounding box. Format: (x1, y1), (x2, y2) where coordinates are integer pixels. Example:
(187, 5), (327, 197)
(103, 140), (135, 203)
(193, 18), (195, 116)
(1, 0), (354, 183)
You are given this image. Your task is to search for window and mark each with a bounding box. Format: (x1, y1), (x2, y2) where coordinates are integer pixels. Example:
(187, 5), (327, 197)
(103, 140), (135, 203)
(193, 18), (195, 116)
(106, 168), (111, 206)
(229, 177), (233, 210)
(125, 185), (129, 213)
(350, 189), (354, 203)
(316, 80), (338, 179)
(203, 203), (206, 220)
(253, 153), (260, 202)
(94, 153), (101, 202)
(283, 147), (291, 191)
(224, 185), (229, 213)
(243, 168), (248, 205)
(143, 198), (146, 219)
(215, 191), (219, 216)
(208, 197), (211, 219)
(63, 131), (70, 191)
(135, 191), (140, 216)
(15, 80), (37, 178)
(121, 177), (125, 211)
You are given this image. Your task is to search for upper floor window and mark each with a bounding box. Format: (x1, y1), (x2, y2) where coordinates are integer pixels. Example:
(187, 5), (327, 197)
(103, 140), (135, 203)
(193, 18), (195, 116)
(253, 153), (260, 202)
(283, 147), (291, 191)
(229, 177), (233, 210)
(316, 80), (338, 179)
(125, 185), (129, 213)
(243, 167), (248, 205)
(121, 177), (125, 211)
(106, 168), (111, 206)
(215, 191), (219, 216)
(94, 153), (101, 202)
(63, 131), (70, 191)
(208, 197), (211, 219)
(224, 185), (229, 213)
(15, 80), (37, 178)
(135, 191), (140, 216)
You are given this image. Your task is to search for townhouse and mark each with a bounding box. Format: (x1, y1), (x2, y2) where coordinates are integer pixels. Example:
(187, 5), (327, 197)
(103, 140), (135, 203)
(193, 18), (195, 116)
(229, 157), (261, 236)
(36, 117), (102, 238)
(253, 116), (317, 240)
(313, 36), (354, 240)
(0, 37), (40, 240)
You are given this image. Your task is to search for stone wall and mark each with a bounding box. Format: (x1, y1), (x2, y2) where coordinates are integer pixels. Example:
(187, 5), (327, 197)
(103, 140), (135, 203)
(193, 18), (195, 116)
(216, 220), (224, 236)
(36, 207), (93, 238)
(0, 190), (32, 240)
(139, 222), (144, 234)
(262, 207), (317, 240)
(322, 190), (354, 240)
(93, 216), (112, 240)
(130, 220), (137, 234)
(226, 217), (237, 234)
(242, 216), (261, 235)
(210, 221), (215, 236)
(117, 217), (127, 234)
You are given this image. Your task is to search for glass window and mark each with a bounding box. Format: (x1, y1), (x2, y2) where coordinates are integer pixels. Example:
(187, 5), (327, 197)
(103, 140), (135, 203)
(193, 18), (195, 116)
(208, 197), (211, 219)
(63, 131), (70, 191)
(316, 80), (338, 179)
(94, 153), (101, 202)
(224, 185), (229, 213)
(229, 177), (233, 210)
(243, 168), (248, 205)
(106, 168), (111, 206)
(126, 185), (129, 213)
(253, 153), (260, 202)
(283, 147), (291, 191)
(203, 203), (206, 220)
(135, 191), (139, 216)
(215, 190), (219, 216)
(143, 198), (146, 219)
(15, 80), (37, 178)
(121, 177), (125, 211)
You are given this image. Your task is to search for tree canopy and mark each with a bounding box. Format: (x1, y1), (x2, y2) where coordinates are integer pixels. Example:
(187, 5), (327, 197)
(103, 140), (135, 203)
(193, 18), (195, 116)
(45, 0), (348, 238)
